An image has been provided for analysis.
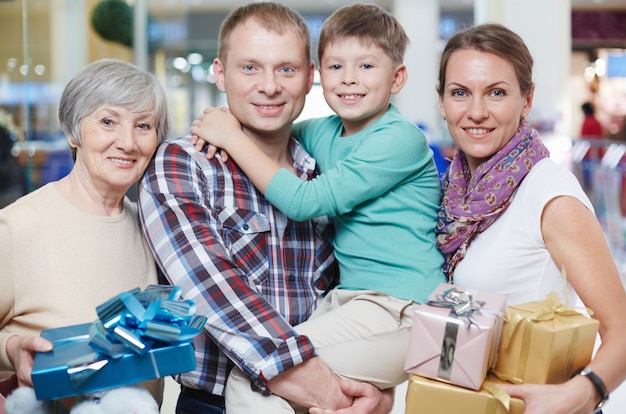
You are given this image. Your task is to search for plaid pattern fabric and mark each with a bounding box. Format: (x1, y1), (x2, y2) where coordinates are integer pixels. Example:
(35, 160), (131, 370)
(138, 137), (337, 396)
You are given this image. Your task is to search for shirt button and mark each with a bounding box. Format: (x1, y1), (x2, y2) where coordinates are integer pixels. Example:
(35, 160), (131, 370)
(243, 224), (249, 231)
(288, 275), (296, 282)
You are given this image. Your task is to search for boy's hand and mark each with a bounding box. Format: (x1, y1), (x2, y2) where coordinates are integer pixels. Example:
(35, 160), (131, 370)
(190, 135), (227, 160)
(190, 106), (240, 160)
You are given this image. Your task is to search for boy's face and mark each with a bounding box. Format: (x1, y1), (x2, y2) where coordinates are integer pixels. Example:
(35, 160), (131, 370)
(213, 19), (314, 141)
(318, 37), (406, 136)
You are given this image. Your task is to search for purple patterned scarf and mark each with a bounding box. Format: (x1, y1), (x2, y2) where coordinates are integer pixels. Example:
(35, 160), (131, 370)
(436, 121), (550, 281)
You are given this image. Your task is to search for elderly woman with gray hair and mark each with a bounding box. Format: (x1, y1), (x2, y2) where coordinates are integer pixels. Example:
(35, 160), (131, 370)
(0, 59), (169, 406)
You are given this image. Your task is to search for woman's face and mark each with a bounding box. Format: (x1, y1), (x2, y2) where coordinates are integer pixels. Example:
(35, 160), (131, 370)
(74, 105), (158, 195)
(439, 49), (533, 172)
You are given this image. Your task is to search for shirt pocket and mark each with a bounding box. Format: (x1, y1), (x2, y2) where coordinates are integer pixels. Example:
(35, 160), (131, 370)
(219, 207), (271, 287)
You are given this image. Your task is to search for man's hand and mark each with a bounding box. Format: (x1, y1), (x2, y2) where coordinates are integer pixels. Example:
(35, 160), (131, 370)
(309, 380), (395, 414)
(6, 335), (53, 387)
(267, 357), (353, 410)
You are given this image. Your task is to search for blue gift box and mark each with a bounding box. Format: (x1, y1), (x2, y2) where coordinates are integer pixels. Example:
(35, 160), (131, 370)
(32, 322), (196, 400)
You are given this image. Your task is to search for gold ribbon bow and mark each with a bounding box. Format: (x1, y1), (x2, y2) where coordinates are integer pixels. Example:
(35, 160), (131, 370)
(495, 275), (594, 384)
(501, 290), (590, 349)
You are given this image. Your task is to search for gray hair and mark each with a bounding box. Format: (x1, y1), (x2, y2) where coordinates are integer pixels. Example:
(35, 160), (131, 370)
(59, 59), (169, 159)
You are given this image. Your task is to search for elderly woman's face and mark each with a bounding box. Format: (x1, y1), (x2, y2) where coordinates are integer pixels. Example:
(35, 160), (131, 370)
(439, 49), (533, 172)
(75, 105), (158, 194)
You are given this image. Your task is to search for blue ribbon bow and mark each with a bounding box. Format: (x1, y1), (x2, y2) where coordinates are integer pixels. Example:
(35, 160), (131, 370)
(66, 285), (207, 387)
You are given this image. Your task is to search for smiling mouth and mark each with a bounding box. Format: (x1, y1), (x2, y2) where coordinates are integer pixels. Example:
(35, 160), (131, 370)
(110, 158), (135, 165)
(465, 127), (493, 134)
(255, 103), (284, 109)
(339, 94), (364, 100)
(253, 103), (285, 115)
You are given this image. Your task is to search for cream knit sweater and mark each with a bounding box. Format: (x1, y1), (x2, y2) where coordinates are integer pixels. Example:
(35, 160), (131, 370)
(0, 182), (160, 399)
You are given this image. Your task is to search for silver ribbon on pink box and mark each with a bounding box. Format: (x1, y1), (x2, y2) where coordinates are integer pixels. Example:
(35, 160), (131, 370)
(404, 283), (506, 390)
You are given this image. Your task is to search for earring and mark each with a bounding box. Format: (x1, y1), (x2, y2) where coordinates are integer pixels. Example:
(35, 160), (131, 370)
(443, 115), (447, 121)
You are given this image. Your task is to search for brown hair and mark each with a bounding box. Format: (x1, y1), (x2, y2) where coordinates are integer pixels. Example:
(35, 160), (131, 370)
(437, 23), (534, 97)
(217, 2), (311, 64)
(318, 3), (408, 66)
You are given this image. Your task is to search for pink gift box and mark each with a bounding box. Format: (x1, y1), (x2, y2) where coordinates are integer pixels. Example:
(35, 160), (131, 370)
(404, 283), (507, 390)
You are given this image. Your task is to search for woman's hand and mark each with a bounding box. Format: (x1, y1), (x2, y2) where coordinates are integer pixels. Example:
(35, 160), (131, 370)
(498, 376), (598, 414)
(6, 334), (53, 387)
(190, 106), (241, 160)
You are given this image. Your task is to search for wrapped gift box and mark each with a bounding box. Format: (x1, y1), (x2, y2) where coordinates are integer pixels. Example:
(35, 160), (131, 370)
(32, 323), (195, 400)
(404, 283), (506, 390)
(493, 292), (599, 384)
(32, 285), (206, 400)
(405, 374), (525, 414)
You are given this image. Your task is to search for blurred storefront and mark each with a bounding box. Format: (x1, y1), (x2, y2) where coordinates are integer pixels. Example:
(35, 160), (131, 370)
(0, 0), (333, 206)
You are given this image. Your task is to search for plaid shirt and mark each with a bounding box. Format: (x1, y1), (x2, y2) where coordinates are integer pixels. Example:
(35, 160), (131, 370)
(138, 136), (337, 396)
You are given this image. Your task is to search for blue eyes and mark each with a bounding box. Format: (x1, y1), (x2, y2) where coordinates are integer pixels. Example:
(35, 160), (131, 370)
(243, 65), (295, 74)
(450, 90), (506, 98)
(328, 64), (373, 70)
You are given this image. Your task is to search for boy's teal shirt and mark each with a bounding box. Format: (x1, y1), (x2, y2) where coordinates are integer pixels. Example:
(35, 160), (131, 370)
(266, 103), (446, 303)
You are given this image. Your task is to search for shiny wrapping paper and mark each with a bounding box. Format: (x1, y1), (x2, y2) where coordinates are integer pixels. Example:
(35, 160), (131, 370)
(32, 285), (206, 400)
(405, 374), (525, 414)
(404, 283), (507, 390)
(493, 292), (599, 384)
(31, 323), (196, 400)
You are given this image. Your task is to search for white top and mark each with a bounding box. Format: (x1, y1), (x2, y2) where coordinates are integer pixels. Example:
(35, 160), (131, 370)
(453, 158), (593, 306)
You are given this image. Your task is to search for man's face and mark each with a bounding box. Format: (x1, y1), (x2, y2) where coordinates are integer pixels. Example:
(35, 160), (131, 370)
(213, 19), (314, 140)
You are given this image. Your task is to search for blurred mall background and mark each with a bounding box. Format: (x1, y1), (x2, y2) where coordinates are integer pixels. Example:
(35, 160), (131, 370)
(1, 0), (626, 412)
(0, 0), (624, 204)
(0, 0), (624, 198)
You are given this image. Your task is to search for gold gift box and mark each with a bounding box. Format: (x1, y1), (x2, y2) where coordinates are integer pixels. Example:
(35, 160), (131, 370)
(405, 374), (525, 414)
(492, 292), (599, 384)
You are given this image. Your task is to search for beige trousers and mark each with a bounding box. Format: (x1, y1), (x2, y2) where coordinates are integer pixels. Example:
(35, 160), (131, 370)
(225, 289), (418, 414)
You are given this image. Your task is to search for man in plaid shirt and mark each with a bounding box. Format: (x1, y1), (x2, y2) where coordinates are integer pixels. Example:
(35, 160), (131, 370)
(138, 3), (392, 414)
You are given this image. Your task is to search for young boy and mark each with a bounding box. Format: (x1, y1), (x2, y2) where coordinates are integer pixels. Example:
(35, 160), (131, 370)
(192, 4), (445, 413)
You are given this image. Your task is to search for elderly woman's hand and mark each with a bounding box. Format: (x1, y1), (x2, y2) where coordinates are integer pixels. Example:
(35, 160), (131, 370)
(5, 334), (53, 387)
